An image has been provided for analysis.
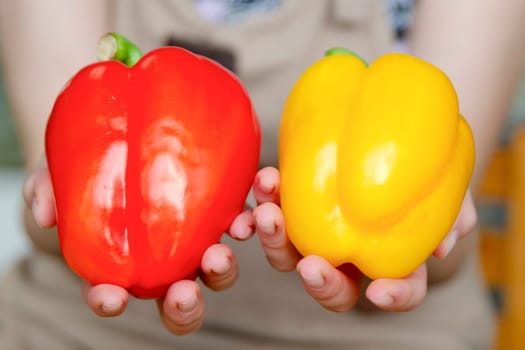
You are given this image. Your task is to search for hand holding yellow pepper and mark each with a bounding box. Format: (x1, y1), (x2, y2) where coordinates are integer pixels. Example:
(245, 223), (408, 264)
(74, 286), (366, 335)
(279, 49), (475, 279)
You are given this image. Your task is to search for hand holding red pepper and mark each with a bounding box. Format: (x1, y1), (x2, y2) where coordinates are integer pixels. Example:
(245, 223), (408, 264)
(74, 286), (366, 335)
(24, 33), (261, 335)
(24, 159), (256, 334)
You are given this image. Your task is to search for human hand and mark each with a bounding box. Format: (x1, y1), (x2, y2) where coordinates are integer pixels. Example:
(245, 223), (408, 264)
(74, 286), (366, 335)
(253, 166), (477, 312)
(23, 157), (255, 335)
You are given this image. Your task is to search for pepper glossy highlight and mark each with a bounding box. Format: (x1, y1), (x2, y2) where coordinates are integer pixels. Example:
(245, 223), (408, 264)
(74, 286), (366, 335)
(279, 50), (475, 279)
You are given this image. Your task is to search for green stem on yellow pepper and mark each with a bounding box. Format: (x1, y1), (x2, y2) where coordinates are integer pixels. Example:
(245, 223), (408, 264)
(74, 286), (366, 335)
(96, 32), (143, 67)
(325, 47), (368, 67)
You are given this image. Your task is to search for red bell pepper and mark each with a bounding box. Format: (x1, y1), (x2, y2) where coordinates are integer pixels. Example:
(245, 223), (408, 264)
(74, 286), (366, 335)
(45, 33), (261, 298)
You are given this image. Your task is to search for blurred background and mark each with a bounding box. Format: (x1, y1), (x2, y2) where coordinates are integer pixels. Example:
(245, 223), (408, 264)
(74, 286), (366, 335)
(0, 68), (30, 278)
(0, 1), (524, 349)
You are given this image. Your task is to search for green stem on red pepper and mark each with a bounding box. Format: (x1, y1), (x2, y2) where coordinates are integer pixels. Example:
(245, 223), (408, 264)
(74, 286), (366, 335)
(96, 32), (143, 67)
(325, 47), (368, 67)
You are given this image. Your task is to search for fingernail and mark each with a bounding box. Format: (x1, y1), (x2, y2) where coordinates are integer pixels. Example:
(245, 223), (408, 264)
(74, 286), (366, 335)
(101, 297), (123, 314)
(177, 292), (199, 314)
(369, 292), (394, 307)
(259, 221), (277, 235)
(258, 176), (275, 194)
(439, 229), (458, 258)
(32, 199), (38, 217)
(32, 198), (42, 228)
(211, 255), (232, 275)
(234, 223), (254, 240)
(300, 268), (325, 289)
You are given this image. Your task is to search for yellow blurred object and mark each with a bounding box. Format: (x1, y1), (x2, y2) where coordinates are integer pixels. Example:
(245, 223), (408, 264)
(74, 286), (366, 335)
(279, 49), (475, 279)
(478, 128), (525, 350)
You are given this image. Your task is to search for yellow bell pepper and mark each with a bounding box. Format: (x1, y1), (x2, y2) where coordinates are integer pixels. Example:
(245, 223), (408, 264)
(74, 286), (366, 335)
(279, 49), (475, 279)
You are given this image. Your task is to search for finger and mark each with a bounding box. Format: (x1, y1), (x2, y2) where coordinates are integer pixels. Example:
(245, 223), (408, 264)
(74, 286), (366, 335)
(200, 243), (238, 291)
(253, 166), (280, 205)
(453, 190), (477, 239)
(22, 155), (47, 207)
(253, 202), (301, 272)
(228, 206), (255, 240)
(434, 190), (477, 259)
(157, 280), (204, 336)
(82, 283), (129, 317)
(297, 256), (361, 312)
(366, 264), (428, 311)
(433, 229), (459, 260)
(23, 164), (56, 228)
(22, 172), (36, 208)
